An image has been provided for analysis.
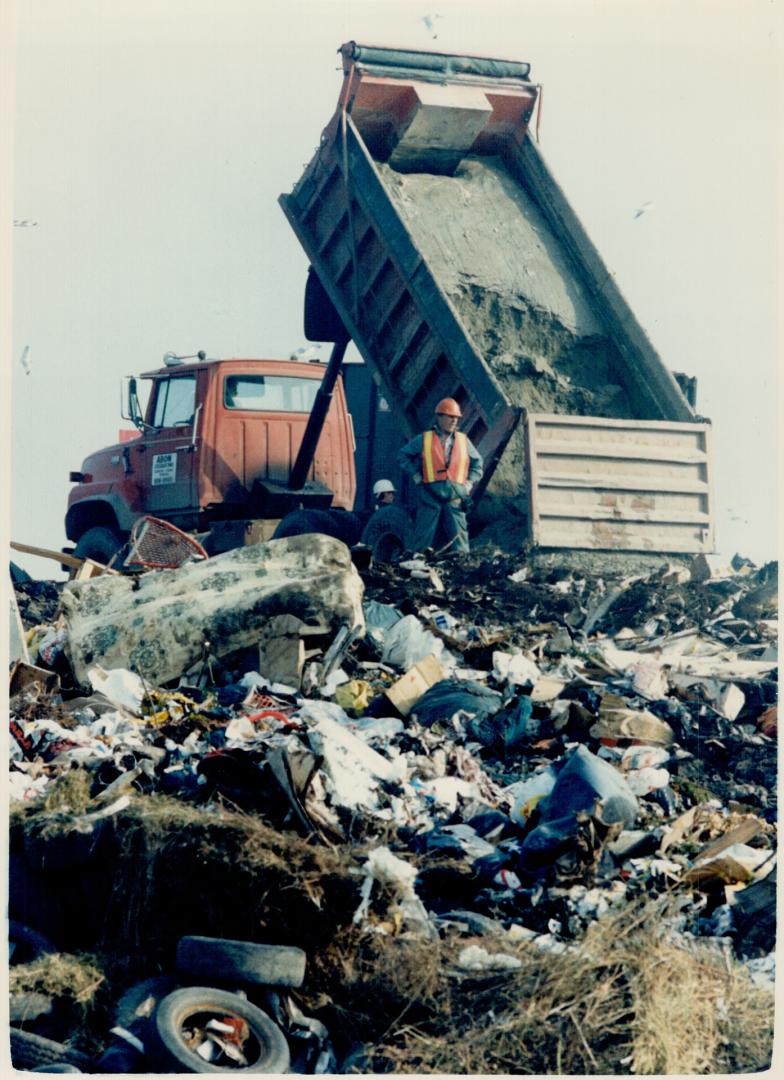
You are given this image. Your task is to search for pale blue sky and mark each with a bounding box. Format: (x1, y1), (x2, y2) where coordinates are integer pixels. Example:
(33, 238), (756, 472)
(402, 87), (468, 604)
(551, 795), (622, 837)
(6, 0), (781, 576)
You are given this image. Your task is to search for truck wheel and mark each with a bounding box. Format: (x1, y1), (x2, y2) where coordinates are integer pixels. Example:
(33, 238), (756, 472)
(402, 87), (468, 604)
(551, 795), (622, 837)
(273, 508), (361, 546)
(361, 505), (410, 563)
(148, 987), (290, 1073)
(176, 936), (306, 988)
(73, 526), (123, 566)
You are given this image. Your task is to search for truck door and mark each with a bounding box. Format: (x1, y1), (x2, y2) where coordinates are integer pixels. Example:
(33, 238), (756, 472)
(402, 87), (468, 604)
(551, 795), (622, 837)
(134, 373), (199, 515)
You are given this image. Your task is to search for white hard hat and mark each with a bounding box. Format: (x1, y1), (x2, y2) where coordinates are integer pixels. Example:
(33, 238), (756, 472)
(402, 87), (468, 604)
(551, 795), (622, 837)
(372, 479), (396, 496)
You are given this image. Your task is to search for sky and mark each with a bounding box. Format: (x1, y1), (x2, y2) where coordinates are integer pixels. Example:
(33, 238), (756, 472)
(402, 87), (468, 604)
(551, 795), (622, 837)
(4, 0), (782, 578)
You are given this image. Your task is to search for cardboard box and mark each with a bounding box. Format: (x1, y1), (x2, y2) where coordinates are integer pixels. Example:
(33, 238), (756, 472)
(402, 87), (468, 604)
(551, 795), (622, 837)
(384, 654), (444, 716)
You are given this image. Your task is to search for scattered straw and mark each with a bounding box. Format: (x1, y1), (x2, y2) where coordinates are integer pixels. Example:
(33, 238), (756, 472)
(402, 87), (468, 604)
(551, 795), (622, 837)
(354, 898), (774, 1074)
(9, 952), (104, 1009)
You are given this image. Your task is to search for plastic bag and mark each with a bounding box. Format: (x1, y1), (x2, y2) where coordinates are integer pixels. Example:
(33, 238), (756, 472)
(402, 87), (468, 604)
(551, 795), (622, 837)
(493, 651), (540, 687)
(381, 614), (453, 670)
(363, 601), (403, 652)
(508, 766), (558, 826)
(334, 679), (372, 716)
(88, 666), (146, 715)
(519, 746), (638, 867)
(412, 678), (502, 730)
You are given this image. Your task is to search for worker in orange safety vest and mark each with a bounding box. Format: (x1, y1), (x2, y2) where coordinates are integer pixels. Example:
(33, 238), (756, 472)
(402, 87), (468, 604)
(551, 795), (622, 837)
(397, 398), (483, 555)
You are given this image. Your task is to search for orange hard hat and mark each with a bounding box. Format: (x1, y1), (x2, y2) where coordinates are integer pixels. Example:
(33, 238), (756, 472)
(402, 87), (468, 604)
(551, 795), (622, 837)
(435, 397), (462, 418)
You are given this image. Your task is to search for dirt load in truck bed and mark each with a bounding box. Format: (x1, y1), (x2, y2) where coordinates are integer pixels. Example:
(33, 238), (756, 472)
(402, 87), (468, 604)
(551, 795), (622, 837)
(380, 155), (635, 501)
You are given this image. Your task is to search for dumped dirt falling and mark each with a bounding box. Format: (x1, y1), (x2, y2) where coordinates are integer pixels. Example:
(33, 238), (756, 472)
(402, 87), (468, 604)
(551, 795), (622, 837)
(380, 156), (635, 503)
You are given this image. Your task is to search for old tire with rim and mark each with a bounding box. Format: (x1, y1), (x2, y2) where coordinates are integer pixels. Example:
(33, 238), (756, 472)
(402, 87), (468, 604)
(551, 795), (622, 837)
(148, 986), (290, 1073)
(360, 505), (410, 563)
(73, 526), (124, 566)
(176, 936), (306, 988)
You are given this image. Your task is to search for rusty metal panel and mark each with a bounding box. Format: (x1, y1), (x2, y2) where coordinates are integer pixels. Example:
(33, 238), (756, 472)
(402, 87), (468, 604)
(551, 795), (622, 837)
(525, 414), (714, 554)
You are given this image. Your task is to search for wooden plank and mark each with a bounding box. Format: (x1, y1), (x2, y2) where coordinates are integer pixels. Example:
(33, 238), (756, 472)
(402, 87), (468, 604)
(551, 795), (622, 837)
(534, 440), (708, 465)
(536, 474), (711, 495)
(535, 517), (709, 553)
(529, 412), (710, 434)
(537, 487), (706, 513)
(11, 541), (83, 569)
(535, 424), (705, 451)
(537, 504), (711, 525)
(537, 457), (704, 481)
(526, 412), (542, 544)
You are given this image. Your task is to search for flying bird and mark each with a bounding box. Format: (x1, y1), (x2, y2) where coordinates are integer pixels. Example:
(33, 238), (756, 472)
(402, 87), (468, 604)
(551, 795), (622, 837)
(633, 201), (654, 220)
(13, 220), (39, 227)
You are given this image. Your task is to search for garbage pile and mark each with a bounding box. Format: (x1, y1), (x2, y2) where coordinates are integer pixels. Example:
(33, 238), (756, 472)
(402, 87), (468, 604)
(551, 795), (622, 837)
(8, 538), (777, 1073)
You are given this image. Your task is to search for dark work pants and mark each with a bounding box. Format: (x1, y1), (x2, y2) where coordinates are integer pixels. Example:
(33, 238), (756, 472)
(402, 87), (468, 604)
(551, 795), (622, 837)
(411, 482), (469, 554)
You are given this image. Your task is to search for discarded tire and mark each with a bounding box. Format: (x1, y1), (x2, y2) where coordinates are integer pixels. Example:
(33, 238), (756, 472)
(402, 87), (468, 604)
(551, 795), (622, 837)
(361, 505), (410, 563)
(113, 975), (179, 1028)
(73, 526), (124, 566)
(273, 508), (362, 546)
(9, 921), (58, 964)
(31, 1066), (82, 1073)
(10, 1029), (90, 1072)
(148, 986), (290, 1073)
(176, 935), (306, 988)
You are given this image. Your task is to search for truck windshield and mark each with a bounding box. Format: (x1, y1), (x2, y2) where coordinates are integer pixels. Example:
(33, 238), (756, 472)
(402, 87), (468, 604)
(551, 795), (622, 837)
(223, 374), (320, 413)
(152, 375), (196, 427)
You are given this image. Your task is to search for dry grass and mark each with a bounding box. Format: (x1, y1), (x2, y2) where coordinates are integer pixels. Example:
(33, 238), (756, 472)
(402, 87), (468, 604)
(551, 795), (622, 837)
(12, 792), (774, 1073)
(9, 952), (104, 1009)
(346, 898), (774, 1074)
(9, 767), (94, 831)
(95, 793), (363, 975)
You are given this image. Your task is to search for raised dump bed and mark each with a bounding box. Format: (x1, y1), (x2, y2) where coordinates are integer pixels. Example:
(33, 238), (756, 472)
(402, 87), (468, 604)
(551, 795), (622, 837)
(281, 42), (712, 553)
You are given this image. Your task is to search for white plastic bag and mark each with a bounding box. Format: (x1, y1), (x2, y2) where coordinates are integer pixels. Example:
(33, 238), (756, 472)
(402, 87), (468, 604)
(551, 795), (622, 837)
(381, 614), (453, 671)
(492, 651), (540, 688)
(87, 666), (146, 715)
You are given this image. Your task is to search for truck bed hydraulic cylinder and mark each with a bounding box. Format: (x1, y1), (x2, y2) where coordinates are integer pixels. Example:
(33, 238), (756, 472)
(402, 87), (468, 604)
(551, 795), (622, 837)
(289, 339), (349, 491)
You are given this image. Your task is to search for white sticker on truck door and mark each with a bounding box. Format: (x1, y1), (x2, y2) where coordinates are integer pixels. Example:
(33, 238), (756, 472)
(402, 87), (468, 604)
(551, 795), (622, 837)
(152, 453), (177, 485)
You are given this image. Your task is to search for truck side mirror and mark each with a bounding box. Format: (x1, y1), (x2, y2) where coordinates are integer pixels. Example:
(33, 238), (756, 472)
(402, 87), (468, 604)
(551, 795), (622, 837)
(122, 376), (146, 430)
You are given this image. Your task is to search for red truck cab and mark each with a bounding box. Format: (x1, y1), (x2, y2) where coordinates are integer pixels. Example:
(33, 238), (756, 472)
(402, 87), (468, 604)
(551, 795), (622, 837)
(66, 357), (356, 561)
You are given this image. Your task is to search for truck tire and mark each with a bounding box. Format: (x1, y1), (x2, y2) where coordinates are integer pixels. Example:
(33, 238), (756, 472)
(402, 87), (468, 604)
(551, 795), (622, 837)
(273, 508), (361, 546)
(10, 1029), (90, 1072)
(361, 505), (410, 563)
(176, 936), (306, 988)
(9, 921), (58, 965)
(73, 526), (124, 566)
(147, 986), (290, 1073)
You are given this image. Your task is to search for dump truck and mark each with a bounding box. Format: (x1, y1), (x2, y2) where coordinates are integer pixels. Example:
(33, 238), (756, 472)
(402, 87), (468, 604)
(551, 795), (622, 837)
(66, 41), (714, 565)
(64, 348), (363, 564)
(281, 42), (715, 555)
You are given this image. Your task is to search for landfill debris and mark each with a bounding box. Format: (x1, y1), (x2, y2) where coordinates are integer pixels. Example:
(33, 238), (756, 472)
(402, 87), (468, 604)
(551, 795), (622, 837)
(60, 534), (364, 688)
(8, 545), (776, 1073)
(384, 655), (444, 715)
